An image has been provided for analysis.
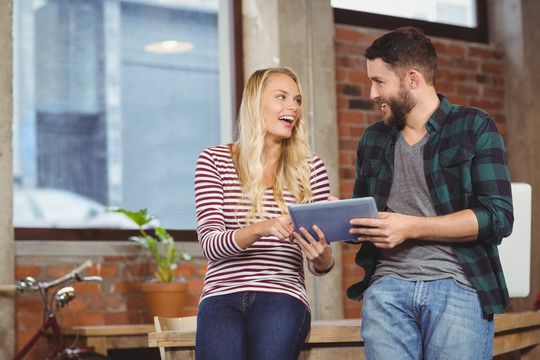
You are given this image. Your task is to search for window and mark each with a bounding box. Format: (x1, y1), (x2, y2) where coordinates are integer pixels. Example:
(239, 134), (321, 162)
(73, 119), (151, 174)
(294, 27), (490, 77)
(13, 0), (242, 235)
(332, 0), (487, 43)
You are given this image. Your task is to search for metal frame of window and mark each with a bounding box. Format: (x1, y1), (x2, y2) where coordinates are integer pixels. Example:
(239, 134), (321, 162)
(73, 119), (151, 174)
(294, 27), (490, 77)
(15, 0), (243, 242)
(333, 0), (488, 43)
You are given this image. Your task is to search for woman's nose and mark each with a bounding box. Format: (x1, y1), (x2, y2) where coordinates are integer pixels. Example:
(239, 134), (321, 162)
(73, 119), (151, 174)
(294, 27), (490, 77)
(287, 100), (299, 110)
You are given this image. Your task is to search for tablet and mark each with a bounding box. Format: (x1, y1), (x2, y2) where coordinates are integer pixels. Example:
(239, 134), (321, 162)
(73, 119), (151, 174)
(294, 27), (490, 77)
(287, 197), (379, 243)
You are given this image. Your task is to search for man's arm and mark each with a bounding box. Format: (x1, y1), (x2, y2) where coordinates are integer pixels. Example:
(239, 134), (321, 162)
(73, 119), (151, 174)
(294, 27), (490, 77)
(349, 209), (478, 249)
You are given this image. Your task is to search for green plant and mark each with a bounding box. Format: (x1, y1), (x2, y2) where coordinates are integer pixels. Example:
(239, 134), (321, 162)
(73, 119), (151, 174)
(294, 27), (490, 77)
(113, 208), (192, 283)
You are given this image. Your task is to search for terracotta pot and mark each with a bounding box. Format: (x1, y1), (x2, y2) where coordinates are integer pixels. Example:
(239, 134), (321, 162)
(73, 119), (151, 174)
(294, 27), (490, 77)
(141, 282), (188, 318)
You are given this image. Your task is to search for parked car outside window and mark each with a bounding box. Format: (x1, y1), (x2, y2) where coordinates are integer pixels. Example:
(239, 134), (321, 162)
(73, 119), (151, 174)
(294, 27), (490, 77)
(13, 188), (145, 228)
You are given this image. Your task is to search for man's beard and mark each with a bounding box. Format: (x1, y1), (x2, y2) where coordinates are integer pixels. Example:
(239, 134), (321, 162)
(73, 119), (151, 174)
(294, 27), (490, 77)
(381, 84), (416, 130)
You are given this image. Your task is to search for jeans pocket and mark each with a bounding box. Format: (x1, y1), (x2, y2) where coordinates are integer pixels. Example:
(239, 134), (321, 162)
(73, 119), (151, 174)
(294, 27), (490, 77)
(363, 276), (386, 298)
(450, 278), (477, 293)
(369, 276), (386, 287)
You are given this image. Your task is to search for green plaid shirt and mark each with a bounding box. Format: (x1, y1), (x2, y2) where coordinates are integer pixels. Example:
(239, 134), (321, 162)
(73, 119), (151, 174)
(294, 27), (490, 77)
(347, 94), (514, 318)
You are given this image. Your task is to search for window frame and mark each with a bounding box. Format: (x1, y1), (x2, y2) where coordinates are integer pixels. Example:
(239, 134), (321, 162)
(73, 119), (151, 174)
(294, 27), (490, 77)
(14, 0), (244, 242)
(333, 0), (488, 43)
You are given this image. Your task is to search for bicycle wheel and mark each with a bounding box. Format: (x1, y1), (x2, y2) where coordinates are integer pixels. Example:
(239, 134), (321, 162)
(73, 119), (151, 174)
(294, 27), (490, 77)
(75, 352), (112, 360)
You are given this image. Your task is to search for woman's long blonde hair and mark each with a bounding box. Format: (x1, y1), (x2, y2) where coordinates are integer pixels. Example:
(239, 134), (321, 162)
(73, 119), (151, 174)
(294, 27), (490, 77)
(232, 67), (313, 224)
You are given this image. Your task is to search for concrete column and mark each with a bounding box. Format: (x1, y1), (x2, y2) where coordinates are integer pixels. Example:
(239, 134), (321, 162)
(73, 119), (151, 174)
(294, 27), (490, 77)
(0, 1), (15, 358)
(489, 0), (540, 311)
(242, 0), (342, 320)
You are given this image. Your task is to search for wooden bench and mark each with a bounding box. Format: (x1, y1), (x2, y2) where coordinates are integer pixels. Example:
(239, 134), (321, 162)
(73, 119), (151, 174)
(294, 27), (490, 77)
(59, 324), (155, 355)
(148, 311), (540, 360)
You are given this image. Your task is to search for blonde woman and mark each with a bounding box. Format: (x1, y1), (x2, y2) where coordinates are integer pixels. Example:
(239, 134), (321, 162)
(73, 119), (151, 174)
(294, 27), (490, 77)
(194, 67), (334, 360)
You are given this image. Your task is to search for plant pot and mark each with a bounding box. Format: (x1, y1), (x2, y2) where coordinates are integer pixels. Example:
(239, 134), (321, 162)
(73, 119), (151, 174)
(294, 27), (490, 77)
(141, 282), (188, 318)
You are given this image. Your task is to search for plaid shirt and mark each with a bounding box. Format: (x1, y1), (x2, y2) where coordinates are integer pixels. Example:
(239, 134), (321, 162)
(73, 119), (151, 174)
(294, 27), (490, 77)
(347, 94), (514, 318)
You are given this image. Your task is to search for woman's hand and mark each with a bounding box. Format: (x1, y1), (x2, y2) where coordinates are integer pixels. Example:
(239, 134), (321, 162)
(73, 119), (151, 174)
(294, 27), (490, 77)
(293, 225), (334, 272)
(234, 215), (298, 249)
(258, 215), (295, 242)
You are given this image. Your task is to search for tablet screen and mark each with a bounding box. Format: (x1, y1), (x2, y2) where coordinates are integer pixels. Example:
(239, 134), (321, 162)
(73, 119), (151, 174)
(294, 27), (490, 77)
(287, 197), (379, 242)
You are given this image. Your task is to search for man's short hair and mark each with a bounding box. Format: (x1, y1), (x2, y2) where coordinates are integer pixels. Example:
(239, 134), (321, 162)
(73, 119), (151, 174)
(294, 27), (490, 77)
(365, 26), (437, 86)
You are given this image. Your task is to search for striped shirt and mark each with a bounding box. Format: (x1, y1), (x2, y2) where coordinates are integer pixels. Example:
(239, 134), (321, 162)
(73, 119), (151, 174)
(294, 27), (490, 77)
(347, 94), (514, 318)
(194, 145), (331, 310)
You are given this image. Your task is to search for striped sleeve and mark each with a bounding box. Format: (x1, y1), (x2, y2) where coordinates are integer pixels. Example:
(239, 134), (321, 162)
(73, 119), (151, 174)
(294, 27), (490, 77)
(194, 146), (243, 261)
(309, 155), (331, 202)
(306, 155), (333, 276)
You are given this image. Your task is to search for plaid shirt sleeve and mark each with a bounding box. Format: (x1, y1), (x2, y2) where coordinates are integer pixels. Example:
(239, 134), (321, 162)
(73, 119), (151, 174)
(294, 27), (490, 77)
(427, 96), (513, 317)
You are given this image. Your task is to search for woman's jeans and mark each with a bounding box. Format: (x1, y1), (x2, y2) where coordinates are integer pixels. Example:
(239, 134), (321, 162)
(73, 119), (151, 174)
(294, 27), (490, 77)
(196, 292), (311, 360)
(361, 277), (494, 360)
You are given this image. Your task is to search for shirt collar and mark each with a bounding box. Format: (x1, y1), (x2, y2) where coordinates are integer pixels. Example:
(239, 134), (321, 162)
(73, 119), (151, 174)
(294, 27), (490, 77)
(426, 94), (451, 134)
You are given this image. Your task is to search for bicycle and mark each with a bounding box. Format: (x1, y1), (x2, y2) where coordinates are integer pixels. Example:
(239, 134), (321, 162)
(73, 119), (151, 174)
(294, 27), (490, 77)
(0, 260), (112, 360)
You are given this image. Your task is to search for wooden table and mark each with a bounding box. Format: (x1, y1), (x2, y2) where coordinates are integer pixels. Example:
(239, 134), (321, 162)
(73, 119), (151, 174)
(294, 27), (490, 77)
(148, 312), (540, 360)
(60, 324), (156, 355)
(493, 312), (540, 358)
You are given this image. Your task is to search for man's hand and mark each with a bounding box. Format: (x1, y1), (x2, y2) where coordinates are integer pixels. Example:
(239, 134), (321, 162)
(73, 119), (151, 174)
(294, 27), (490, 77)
(349, 212), (412, 249)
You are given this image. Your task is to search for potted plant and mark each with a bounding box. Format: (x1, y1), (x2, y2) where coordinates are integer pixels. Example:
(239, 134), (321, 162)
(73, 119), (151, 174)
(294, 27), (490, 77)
(113, 208), (192, 318)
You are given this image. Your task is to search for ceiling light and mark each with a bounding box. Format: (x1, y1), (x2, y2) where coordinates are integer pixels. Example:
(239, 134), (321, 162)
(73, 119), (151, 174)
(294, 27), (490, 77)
(145, 40), (195, 54)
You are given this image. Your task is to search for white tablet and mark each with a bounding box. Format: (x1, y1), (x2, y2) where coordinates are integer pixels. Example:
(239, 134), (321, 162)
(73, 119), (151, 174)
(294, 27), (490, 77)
(287, 197), (379, 243)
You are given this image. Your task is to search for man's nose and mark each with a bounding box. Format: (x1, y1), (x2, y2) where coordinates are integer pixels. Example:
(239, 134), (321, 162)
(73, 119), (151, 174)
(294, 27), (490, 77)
(370, 85), (379, 100)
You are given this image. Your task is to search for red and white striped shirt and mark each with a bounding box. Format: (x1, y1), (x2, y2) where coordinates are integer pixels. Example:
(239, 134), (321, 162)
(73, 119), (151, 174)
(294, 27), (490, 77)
(194, 145), (331, 310)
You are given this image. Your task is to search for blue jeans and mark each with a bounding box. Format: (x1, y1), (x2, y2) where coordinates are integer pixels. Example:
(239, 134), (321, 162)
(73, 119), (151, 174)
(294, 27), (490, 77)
(196, 292), (311, 360)
(361, 277), (494, 360)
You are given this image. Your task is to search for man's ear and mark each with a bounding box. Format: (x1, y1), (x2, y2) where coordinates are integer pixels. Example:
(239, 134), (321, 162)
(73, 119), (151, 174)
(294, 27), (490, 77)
(407, 70), (422, 89)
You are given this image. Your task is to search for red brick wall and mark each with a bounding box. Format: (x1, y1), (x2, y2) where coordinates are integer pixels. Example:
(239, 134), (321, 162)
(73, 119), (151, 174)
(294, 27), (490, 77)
(14, 253), (205, 359)
(334, 25), (507, 319)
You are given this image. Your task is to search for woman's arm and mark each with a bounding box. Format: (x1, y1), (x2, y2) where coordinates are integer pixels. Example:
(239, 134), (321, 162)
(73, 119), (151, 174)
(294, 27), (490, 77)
(301, 156), (335, 275)
(195, 148), (244, 261)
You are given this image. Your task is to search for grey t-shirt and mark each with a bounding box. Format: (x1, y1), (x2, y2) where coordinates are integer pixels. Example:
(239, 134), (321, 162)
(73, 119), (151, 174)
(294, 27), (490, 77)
(372, 132), (471, 286)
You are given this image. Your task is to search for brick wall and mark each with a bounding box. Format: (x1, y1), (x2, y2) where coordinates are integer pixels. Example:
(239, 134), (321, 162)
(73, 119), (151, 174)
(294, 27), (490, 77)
(14, 252), (205, 359)
(334, 24), (507, 319)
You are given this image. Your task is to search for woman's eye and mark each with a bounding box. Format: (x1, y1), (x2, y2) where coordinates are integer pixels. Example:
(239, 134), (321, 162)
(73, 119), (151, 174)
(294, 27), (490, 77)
(277, 95), (285, 100)
(295, 98), (302, 105)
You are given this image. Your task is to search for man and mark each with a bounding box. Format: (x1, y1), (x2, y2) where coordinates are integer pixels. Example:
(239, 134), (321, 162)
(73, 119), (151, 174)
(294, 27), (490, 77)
(346, 27), (514, 359)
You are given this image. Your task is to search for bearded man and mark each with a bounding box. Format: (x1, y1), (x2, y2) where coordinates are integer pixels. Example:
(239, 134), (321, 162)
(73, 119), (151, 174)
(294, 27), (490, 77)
(346, 26), (514, 360)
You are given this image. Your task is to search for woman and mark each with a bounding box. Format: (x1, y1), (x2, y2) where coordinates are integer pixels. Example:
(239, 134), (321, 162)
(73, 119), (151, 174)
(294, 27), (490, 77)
(194, 67), (334, 360)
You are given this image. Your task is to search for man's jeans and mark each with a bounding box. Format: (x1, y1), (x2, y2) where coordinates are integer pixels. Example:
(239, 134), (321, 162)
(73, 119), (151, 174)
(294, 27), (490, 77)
(361, 277), (494, 360)
(196, 292), (311, 360)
